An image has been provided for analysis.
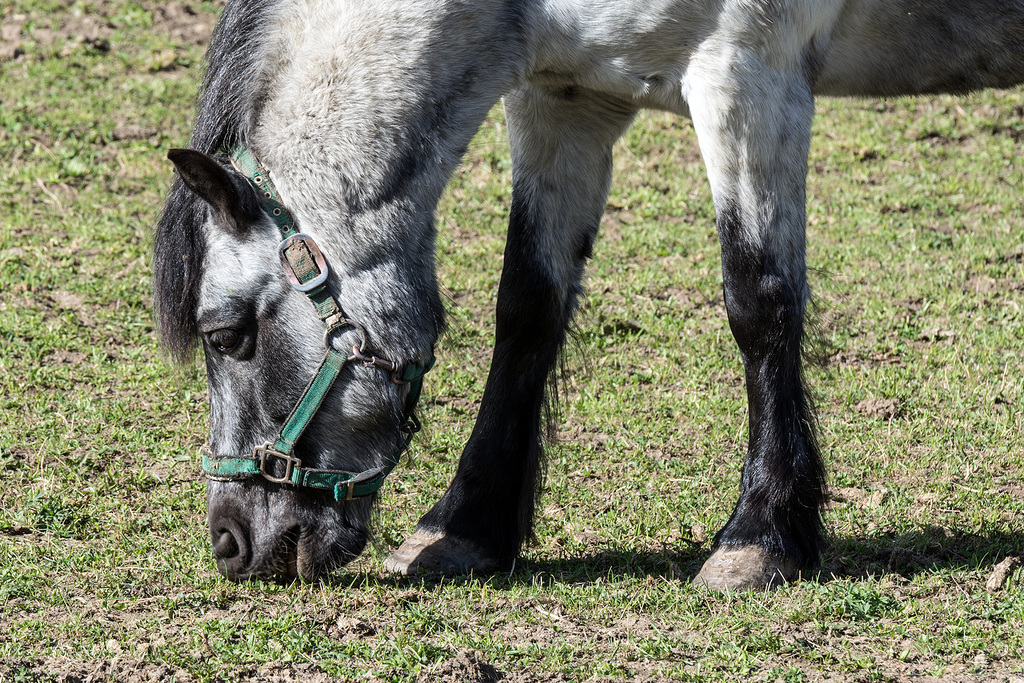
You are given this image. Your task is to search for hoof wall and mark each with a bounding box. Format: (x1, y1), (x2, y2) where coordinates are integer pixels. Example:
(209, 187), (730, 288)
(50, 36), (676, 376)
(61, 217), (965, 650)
(692, 546), (801, 591)
(385, 529), (499, 577)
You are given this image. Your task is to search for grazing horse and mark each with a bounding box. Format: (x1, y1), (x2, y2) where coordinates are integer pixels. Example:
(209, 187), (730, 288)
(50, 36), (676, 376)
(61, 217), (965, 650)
(154, 0), (1024, 589)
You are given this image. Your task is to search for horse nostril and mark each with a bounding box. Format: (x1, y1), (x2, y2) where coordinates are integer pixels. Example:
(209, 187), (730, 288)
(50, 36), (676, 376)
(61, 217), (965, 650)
(210, 518), (251, 580)
(213, 528), (239, 558)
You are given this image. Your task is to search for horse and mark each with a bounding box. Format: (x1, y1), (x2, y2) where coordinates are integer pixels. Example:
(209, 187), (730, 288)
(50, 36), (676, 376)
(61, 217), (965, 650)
(153, 0), (1024, 589)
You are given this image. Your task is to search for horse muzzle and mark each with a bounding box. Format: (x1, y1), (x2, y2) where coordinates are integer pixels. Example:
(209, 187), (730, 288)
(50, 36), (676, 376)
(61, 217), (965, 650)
(207, 485), (369, 582)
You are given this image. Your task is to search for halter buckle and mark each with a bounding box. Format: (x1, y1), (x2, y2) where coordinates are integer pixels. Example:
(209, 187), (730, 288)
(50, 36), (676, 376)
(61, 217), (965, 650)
(278, 234), (330, 292)
(255, 443), (301, 484)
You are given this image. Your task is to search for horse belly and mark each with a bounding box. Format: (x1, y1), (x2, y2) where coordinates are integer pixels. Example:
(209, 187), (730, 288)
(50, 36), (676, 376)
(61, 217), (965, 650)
(815, 0), (1024, 96)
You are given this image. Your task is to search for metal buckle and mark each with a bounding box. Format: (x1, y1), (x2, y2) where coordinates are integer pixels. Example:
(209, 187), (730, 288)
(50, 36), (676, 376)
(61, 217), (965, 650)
(278, 233), (329, 292)
(255, 443), (301, 484)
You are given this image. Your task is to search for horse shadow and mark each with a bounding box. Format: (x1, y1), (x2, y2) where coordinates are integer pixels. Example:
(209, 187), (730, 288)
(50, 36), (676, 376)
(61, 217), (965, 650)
(348, 524), (1024, 590)
(817, 525), (1024, 583)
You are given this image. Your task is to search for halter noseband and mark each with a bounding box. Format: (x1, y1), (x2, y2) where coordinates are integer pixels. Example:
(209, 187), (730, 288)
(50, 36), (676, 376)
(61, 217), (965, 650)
(200, 145), (433, 501)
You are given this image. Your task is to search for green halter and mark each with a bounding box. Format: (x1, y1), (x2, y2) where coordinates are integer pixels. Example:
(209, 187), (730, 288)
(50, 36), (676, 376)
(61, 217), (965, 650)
(200, 146), (433, 501)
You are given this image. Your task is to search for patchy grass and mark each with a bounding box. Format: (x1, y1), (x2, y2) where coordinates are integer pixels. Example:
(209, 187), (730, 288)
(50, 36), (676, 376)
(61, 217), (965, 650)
(1, 1), (1022, 681)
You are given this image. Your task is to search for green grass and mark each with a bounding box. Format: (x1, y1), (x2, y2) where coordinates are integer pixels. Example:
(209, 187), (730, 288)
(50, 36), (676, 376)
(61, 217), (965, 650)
(1, 2), (1022, 681)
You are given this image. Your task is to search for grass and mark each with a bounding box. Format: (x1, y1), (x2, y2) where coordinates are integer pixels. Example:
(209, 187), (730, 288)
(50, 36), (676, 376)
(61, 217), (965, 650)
(1, 1), (1022, 681)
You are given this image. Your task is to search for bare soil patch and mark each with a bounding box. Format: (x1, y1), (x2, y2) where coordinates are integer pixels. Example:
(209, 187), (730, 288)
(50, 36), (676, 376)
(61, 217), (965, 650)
(1, 0), (217, 62)
(854, 397), (902, 420)
(149, 2), (219, 47)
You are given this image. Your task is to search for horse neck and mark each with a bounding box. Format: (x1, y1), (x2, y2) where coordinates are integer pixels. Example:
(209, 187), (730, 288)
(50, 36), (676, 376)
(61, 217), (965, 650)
(237, 0), (533, 355)
(251, 0), (531, 198)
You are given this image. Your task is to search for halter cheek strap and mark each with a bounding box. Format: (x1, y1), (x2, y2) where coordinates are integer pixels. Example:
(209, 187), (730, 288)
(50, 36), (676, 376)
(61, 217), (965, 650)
(200, 145), (433, 501)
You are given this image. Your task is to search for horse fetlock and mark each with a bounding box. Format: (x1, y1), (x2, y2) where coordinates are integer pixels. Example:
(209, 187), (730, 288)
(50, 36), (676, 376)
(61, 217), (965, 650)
(385, 528), (502, 577)
(692, 545), (804, 591)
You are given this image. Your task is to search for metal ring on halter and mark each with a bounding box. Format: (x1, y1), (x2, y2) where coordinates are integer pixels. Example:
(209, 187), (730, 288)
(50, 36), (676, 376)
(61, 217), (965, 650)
(324, 317), (367, 352)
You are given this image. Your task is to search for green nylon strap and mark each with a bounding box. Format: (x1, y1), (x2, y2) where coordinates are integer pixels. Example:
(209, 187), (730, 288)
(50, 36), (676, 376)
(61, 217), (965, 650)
(202, 441), (403, 500)
(273, 347), (348, 455)
(308, 285), (343, 326)
(397, 355), (433, 383)
(230, 145), (297, 237)
(235, 149), (345, 329)
(203, 451), (259, 478)
(201, 373), (424, 500)
(231, 145), (350, 456)
(201, 360), (430, 499)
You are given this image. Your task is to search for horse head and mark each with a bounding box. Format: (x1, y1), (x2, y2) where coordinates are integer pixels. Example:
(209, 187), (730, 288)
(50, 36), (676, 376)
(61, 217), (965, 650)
(157, 148), (434, 581)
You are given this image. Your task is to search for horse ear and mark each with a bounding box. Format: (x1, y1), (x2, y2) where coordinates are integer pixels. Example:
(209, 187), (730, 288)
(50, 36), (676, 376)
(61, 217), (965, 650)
(168, 148), (253, 235)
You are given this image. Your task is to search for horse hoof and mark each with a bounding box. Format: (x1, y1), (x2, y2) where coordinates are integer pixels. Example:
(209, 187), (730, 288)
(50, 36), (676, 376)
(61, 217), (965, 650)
(692, 546), (801, 591)
(385, 528), (499, 577)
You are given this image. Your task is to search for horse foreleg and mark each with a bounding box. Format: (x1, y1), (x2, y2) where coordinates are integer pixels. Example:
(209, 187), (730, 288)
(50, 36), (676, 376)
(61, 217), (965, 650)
(685, 46), (827, 590)
(386, 86), (636, 576)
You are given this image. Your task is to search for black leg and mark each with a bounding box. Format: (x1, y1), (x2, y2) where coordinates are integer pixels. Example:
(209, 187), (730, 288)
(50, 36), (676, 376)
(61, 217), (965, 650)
(414, 199), (570, 566)
(387, 86), (636, 575)
(710, 204), (826, 565)
(686, 49), (827, 589)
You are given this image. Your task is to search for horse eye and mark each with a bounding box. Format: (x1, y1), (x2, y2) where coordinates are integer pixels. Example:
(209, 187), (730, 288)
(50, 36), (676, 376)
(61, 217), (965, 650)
(209, 328), (241, 353)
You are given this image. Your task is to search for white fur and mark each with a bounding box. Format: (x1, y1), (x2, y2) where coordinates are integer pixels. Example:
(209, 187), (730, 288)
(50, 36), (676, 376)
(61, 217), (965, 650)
(198, 215), (324, 452)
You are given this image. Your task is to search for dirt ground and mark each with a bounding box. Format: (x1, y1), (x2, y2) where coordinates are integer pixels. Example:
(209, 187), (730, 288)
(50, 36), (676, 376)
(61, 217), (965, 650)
(0, 0), (216, 61)
(5, 648), (1024, 683)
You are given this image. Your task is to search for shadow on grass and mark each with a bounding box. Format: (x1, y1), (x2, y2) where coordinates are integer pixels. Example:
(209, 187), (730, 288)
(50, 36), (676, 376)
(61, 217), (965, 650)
(517, 525), (1024, 587)
(821, 524), (1024, 581)
(328, 525), (1022, 591)
(520, 543), (711, 585)
(324, 544), (709, 591)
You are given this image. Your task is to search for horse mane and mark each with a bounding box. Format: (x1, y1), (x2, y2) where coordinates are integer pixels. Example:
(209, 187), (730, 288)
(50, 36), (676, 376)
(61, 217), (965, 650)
(153, 0), (277, 362)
